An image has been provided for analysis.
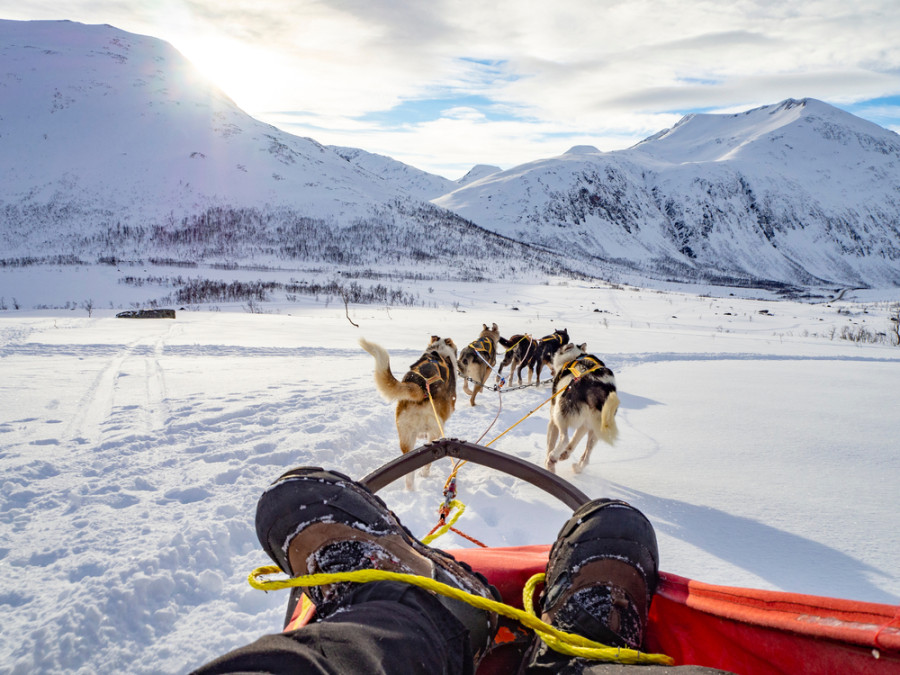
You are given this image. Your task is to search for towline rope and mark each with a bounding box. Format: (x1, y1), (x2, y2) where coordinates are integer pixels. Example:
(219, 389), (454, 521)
(421, 498), (487, 547)
(426, 366), (575, 547)
(425, 382), (445, 437)
(462, 376), (542, 393)
(248, 566), (673, 666)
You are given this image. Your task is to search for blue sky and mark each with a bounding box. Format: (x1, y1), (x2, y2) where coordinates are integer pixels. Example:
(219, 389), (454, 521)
(3, 1), (899, 178)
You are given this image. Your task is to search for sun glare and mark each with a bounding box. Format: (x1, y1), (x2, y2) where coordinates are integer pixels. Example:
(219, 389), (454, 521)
(176, 35), (278, 112)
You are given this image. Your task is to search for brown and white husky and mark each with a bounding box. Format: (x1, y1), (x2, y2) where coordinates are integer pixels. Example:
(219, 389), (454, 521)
(457, 323), (500, 406)
(545, 342), (619, 474)
(359, 336), (458, 489)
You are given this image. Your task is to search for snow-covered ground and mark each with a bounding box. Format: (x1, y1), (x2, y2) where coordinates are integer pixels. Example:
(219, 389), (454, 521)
(1, 274), (898, 674)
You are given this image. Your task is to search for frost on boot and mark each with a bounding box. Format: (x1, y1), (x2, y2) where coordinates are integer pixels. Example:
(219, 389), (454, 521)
(552, 584), (645, 650)
(254, 466), (500, 663)
(540, 499), (659, 648)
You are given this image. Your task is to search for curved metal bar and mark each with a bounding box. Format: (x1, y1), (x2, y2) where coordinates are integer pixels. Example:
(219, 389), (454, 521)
(360, 438), (590, 511)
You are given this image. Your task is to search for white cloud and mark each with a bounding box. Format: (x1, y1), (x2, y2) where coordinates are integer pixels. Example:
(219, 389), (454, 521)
(2, 0), (899, 170)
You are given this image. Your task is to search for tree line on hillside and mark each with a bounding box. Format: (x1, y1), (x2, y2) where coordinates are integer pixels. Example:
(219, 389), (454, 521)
(118, 275), (419, 306)
(2, 201), (590, 282)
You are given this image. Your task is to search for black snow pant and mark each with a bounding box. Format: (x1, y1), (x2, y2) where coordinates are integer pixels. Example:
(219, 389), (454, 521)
(191, 581), (729, 675)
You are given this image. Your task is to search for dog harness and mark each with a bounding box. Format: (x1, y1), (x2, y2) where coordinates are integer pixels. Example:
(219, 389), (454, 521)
(468, 336), (495, 360)
(540, 332), (564, 345)
(409, 353), (451, 390)
(564, 354), (605, 379)
(504, 334), (533, 351)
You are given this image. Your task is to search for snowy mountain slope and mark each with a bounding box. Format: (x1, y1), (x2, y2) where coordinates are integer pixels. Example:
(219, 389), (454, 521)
(4, 19), (899, 290)
(0, 20), (579, 281)
(329, 146), (457, 200)
(329, 146), (502, 200)
(433, 100), (900, 288)
(456, 164), (502, 187)
(0, 21), (403, 227)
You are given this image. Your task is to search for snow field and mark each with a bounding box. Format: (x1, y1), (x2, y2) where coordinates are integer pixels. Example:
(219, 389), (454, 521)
(1, 280), (898, 673)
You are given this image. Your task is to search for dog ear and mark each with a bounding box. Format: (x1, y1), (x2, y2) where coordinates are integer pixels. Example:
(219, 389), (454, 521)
(578, 343), (587, 351)
(482, 323), (488, 331)
(430, 335), (440, 344)
(492, 323), (498, 331)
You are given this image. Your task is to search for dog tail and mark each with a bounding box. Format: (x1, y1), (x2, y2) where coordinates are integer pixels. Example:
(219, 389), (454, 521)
(498, 335), (514, 348)
(594, 390), (620, 445)
(359, 338), (424, 402)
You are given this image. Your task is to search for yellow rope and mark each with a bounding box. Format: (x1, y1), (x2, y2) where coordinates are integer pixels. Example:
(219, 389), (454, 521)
(440, 346), (570, 484)
(248, 566), (673, 666)
(504, 333), (532, 352)
(425, 379), (570, 545)
(484, 383), (569, 447)
(521, 572), (665, 662)
(425, 384), (445, 437)
(420, 499), (467, 545)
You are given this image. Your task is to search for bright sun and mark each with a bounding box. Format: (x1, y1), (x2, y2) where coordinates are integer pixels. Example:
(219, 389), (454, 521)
(176, 35), (280, 112)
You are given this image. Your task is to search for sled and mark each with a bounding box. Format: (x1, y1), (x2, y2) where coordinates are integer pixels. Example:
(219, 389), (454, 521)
(282, 439), (900, 674)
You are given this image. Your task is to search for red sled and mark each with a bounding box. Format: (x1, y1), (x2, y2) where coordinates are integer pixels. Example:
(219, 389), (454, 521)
(282, 440), (900, 674)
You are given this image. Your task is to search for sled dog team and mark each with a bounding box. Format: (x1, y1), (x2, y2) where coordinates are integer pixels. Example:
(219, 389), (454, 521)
(359, 324), (620, 489)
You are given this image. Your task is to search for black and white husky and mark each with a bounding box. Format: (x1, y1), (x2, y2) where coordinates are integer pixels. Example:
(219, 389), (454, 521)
(545, 343), (619, 474)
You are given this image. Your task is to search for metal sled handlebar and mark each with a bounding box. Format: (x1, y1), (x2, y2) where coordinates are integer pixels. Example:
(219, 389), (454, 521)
(360, 438), (590, 510)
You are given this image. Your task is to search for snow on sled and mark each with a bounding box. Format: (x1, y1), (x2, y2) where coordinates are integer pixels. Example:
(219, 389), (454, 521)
(280, 440), (900, 674)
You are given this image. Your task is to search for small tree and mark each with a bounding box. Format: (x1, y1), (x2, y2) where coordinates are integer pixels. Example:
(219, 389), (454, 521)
(81, 299), (94, 317)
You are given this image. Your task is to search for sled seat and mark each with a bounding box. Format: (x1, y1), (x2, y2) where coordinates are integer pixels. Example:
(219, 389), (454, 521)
(450, 545), (900, 675)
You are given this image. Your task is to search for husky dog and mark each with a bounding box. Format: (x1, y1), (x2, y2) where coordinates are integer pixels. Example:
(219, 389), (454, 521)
(457, 323), (500, 406)
(545, 342), (619, 474)
(496, 328), (570, 387)
(359, 336), (458, 490)
(533, 328), (570, 384)
(496, 334), (537, 386)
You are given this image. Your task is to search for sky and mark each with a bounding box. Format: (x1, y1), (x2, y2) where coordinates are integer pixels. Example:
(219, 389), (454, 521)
(3, 1), (900, 178)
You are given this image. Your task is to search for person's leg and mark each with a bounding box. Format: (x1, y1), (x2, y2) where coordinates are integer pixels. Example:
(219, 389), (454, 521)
(191, 467), (499, 675)
(192, 581), (473, 675)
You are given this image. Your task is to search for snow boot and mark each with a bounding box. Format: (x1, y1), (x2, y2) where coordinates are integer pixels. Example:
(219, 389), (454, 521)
(254, 466), (499, 663)
(539, 498), (659, 651)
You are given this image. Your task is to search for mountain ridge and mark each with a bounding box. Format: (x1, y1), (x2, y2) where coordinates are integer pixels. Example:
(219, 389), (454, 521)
(434, 98), (900, 286)
(2, 19), (899, 289)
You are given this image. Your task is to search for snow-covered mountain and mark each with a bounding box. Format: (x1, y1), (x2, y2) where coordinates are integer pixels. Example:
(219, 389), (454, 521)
(3, 19), (899, 289)
(456, 164), (503, 188)
(0, 21), (405, 225)
(329, 146), (501, 200)
(434, 100), (900, 287)
(0, 19), (571, 280)
(329, 146), (457, 201)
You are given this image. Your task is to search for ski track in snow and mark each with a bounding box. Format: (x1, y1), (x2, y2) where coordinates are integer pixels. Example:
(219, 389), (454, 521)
(1, 283), (899, 674)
